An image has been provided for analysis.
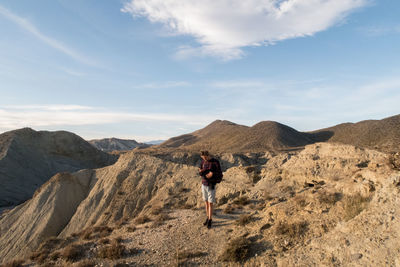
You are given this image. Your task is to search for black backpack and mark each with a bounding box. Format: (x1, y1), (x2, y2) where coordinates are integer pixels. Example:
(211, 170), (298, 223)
(210, 159), (223, 184)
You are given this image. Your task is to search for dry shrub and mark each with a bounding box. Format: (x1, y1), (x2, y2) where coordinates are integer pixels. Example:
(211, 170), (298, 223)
(100, 238), (110, 245)
(177, 250), (207, 264)
(252, 174), (262, 184)
(276, 221), (308, 239)
(2, 259), (25, 267)
(49, 251), (60, 261)
(97, 240), (125, 260)
(30, 248), (50, 264)
(62, 244), (84, 262)
(114, 263), (130, 267)
(151, 213), (171, 228)
(81, 225), (113, 240)
(343, 193), (371, 221)
(294, 195), (307, 207)
(236, 214), (253, 226)
(134, 215), (151, 225)
(219, 237), (251, 262)
(233, 196), (250, 206)
(126, 225), (136, 232)
(151, 206), (164, 215)
(224, 205), (235, 214)
(263, 192), (274, 202)
(318, 192), (342, 205)
(77, 259), (97, 267)
(389, 153), (400, 170)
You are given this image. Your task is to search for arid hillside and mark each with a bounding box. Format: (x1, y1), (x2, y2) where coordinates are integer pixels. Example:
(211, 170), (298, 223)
(0, 128), (117, 207)
(312, 114), (400, 153)
(1, 142), (399, 266)
(89, 138), (150, 152)
(157, 120), (325, 152)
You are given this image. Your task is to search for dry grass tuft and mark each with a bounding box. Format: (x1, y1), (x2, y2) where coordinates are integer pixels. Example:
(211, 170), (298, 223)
(76, 259), (97, 267)
(343, 193), (371, 221)
(61, 244), (84, 262)
(233, 196), (250, 206)
(318, 191), (342, 205)
(126, 225), (136, 232)
(150, 206), (164, 215)
(276, 221), (309, 239)
(223, 204), (235, 214)
(97, 240), (125, 260)
(134, 215), (151, 225)
(151, 213), (171, 228)
(219, 237), (251, 262)
(235, 214), (253, 226)
(177, 250), (207, 264)
(81, 225), (114, 240)
(2, 259), (25, 267)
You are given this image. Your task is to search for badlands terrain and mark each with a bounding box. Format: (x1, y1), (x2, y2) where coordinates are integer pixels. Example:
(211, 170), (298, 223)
(1, 115), (400, 266)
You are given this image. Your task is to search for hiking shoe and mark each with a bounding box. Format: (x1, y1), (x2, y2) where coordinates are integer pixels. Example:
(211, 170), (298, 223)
(207, 219), (212, 229)
(203, 218), (209, 226)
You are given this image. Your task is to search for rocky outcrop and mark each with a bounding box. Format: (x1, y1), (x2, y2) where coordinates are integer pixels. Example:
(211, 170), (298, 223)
(89, 137), (150, 152)
(0, 128), (117, 206)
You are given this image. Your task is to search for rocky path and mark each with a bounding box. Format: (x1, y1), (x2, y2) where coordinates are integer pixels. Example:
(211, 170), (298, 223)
(111, 208), (242, 266)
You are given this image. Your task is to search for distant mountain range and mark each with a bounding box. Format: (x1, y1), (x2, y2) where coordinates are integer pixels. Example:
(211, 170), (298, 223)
(0, 128), (117, 206)
(89, 138), (151, 152)
(157, 114), (400, 153)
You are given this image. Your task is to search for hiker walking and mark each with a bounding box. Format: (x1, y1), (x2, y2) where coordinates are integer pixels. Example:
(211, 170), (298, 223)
(199, 150), (223, 229)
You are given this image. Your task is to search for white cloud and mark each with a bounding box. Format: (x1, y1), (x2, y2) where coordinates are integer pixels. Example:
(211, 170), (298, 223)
(0, 5), (97, 66)
(0, 105), (210, 131)
(122, 0), (367, 60)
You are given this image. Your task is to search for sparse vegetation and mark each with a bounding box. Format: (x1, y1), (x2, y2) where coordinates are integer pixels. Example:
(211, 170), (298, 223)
(97, 240), (125, 260)
(220, 237), (251, 262)
(318, 191), (342, 205)
(233, 196), (250, 206)
(177, 250), (207, 264)
(223, 204), (235, 214)
(236, 214), (253, 226)
(343, 193), (371, 221)
(2, 259), (25, 267)
(81, 225), (114, 240)
(126, 225), (136, 232)
(151, 206), (164, 215)
(276, 221), (309, 239)
(77, 259), (97, 267)
(151, 213), (171, 228)
(252, 174), (262, 184)
(62, 244), (84, 262)
(134, 215), (151, 225)
(294, 195), (307, 207)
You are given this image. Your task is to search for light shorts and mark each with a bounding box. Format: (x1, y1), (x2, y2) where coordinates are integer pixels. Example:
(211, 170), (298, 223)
(202, 184), (216, 203)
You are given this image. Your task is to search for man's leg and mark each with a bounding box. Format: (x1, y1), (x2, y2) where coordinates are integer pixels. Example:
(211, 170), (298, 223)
(208, 202), (213, 220)
(205, 201), (209, 217)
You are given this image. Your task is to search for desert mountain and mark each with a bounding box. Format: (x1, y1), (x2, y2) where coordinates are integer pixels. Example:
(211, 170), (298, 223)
(158, 120), (324, 152)
(1, 142), (399, 266)
(157, 115), (400, 154)
(0, 128), (117, 207)
(312, 114), (400, 153)
(89, 138), (150, 152)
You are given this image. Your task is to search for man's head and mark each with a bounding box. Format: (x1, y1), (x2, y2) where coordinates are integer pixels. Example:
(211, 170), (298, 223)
(200, 150), (211, 161)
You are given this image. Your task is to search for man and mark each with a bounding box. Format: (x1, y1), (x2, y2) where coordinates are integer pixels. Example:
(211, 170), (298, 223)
(199, 150), (222, 229)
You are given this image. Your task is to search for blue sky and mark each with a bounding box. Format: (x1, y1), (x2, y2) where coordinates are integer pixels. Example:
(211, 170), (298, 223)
(0, 0), (399, 141)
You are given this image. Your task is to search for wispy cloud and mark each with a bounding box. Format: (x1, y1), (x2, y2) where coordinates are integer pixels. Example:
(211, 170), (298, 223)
(0, 105), (210, 131)
(0, 5), (97, 66)
(122, 0), (368, 60)
(132, 81), (191, 89)
(359, 25), (400, 37)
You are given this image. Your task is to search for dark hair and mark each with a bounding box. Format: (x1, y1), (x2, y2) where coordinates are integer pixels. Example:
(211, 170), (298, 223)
(200, 150), (210, 156)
